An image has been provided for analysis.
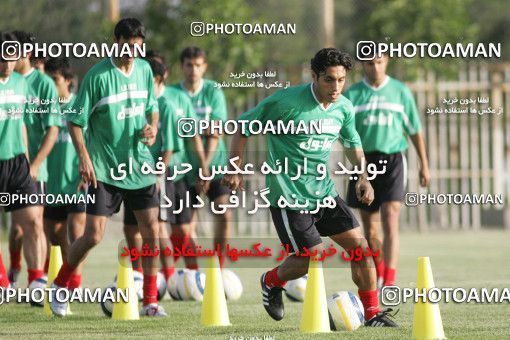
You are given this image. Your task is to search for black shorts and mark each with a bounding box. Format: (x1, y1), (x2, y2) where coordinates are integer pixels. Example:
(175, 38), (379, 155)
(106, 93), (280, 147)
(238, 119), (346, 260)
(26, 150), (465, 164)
(270, 196), (359, 253)
(189, 179), (231, 205)
(44, 203), (86, 221)
(347, 152), (406, 212)
(0, 154), (39, 212)
(87, 181), (159, 217)
(123, 177), (173, 225)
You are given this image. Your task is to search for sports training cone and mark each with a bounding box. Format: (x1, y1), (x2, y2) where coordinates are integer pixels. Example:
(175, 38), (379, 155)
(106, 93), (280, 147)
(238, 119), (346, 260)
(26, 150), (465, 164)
(201, 256), (230, 326)
(300, 259), (330, 333)
(112, 256), (139, 320)
(412, 257), (446, 339)
(44, 246), (71, 316)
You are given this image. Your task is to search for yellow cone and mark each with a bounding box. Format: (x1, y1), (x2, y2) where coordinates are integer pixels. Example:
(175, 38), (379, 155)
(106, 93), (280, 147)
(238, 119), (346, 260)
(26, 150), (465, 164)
(112, 256), (139, 320)
(201, 256), (230, 326)
(44, 246), (71, 316)
(300, 259), (330, 333)
(412, 257), (446, 339)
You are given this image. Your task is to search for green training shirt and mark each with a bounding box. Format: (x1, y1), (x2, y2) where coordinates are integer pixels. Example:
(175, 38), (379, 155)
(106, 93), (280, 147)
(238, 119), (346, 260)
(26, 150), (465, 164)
(0, 72), (28, 160)
(46, 94), (84, 205)
(148, 94), (180, 162)
(344, 77), (421, 154)
(239, 83), (362, 211)
(68, 58), (159, 190)
(163, 86), (197, 182)
(24, 68), (63, 182)
(171, 79), (228, 183)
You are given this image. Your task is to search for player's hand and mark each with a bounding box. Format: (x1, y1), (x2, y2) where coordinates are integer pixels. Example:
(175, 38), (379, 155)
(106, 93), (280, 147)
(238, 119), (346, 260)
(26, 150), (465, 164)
(195, 179), (210, 194)
(355, 177), (374, 205)
(222, 173), (244, 191)
(29, 162), (40, 180)
(78, 153), (97, 191)
(140, 124), (157, 146)
(419, 165), (430, 187)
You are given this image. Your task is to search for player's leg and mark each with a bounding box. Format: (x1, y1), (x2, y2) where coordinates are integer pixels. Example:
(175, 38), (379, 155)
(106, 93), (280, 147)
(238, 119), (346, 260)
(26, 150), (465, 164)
(123, 204), (143, 273)
(50, 181), (119, 316)
(66, 210), (86, 291)
(133, 206), (166, 316)
(320, 196), (397, 327)
(212, 194), (232, 268)
(128, 183), (166, 316)
(359, 209), (385, 288)
(169, 179), (198, 270)
(260, 208), (322, 321)
(7, 220), (23, 286)
(380, 201), (401, 286)
(0, 244), (10, 288)
(11, 206), (46, 284)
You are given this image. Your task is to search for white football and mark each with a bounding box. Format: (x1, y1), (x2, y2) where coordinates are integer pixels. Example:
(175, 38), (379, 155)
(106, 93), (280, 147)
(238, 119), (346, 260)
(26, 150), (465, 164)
(284, 275), (307, 302)
(99, 283), (116, 317)
(157, 271), (167, 301)
(182, 269), (206, 301)
(328, 291), (365, 331)
(222, 269), (243, 300)
(167, 268), (188, 300)
(113, 271), (144, 301)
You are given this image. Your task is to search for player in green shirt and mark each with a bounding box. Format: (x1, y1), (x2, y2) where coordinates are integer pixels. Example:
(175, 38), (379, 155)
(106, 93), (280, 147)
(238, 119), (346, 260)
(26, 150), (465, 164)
(8, 31), (62, 292)
(49, 18), (166, 317)
(122, 53), (206, 285)
(0, 31), (47, 293)
(43, 57), (85, 293)
(344, 54), (430, 288)
(223, 48), (397, 327)
(172, 46), (231, 269)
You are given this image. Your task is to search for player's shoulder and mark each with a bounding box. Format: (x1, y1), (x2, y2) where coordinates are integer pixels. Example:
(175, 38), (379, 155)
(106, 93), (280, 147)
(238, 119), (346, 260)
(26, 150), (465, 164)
(272, 83), (308, 102)
(387, 76), (409, 91)
(134, 57), (152, 71)
(165, 85), (192, 103)
(10, 71), (26, 84)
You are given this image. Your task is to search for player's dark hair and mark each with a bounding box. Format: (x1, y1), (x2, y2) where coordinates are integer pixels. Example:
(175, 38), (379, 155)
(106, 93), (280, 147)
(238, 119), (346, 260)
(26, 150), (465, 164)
(45, 57), (73, 80)
(12, 31), (36, 60)
(180, 46), (206, 64)
(45, 57), (74, 91)
(146, 56), (167, 80)
(0, 31), (19, 62)
(114, 18), (146, 40)
(146, 49), (166, 65)
(311, 48), (353, 77)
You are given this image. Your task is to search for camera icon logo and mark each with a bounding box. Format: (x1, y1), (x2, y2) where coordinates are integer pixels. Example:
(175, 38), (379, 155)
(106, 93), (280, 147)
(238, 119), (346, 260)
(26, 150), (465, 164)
(1, 41), (21, 61)
(178, 118), (197, 137)
(356, 41), (376, 61)
(381, 285), (401, 306)
(405, 192), (419, 207)
(190, 22), (206, 37)
(0, 193), (11, 207)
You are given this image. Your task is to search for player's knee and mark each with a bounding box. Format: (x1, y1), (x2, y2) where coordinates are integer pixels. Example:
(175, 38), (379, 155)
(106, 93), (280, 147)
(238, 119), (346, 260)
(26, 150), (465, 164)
(123, 223), (138, 237)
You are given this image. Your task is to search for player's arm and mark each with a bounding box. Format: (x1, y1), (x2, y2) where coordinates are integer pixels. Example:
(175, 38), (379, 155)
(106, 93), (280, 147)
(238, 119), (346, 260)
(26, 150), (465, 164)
(141, 111), (159, 146)
(340, 102), (374, 205)
(403, 86), (430, 187)
(68, 122), (96, 190)
(344, 148), (374, 205)
(22, 123), (29, 161)
(30, 125), (58, 180)
(192, 134), (210, 193)
(409, 132), (430, 187)
(204, 87), (227, 167)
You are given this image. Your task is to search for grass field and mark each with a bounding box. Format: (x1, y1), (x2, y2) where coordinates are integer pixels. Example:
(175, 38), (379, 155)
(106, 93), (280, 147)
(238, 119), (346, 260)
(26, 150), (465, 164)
(1, 228), (509, 339)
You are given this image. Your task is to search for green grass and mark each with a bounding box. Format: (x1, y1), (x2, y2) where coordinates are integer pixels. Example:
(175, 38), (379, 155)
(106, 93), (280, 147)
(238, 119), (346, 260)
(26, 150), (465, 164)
(1, 229), (509, 339)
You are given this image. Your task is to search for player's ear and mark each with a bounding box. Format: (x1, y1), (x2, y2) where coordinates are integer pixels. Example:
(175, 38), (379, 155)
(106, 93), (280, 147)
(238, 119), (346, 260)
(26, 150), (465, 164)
(311, 70), (318, 83)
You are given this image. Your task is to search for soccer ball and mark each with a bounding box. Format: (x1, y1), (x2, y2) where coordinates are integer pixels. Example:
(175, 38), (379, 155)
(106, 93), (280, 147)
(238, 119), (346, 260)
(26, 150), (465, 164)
(28, 275), (48, 307)
(113, 271), (144, 301)
(222, 269), (243, 300)
(167, 269), (188, 300)
(182, 269), (206, 301)
(99, 283), (116, 317)
(327, 291), (365, 331)
(284, 275), (307, 302)
(156, 271), (167, 301)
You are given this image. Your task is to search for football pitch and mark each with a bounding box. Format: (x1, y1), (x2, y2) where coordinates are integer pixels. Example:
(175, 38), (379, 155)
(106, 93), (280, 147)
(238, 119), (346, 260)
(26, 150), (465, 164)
(1, 229), (509, 339)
